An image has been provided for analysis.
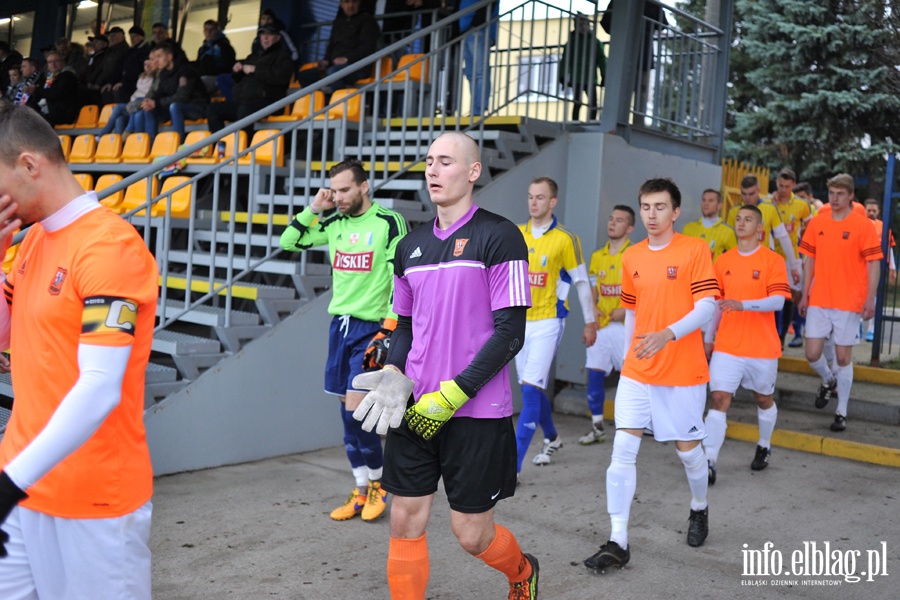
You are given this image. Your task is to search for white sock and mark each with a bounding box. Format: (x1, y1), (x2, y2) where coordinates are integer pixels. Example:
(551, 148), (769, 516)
(757, 404), (777, 449)
(677, 445), (708, 511)
(368, 466), (383, 482)
(703, 410), (727, 466)
(808, 355), (835, 385)
(592, 415), (604, 426)
(823, 338), (837, 371)
(607, 431), (641, 549)
(835, 363), (853, 417)
(352, 466), (368, 490)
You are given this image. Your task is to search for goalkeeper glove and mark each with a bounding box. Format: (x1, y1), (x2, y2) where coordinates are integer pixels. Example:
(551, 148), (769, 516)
(352, 366), (415, 434)
(0, 471), (27, 558)
(404, 380), (470, 440)
(362, 318), (396, 371)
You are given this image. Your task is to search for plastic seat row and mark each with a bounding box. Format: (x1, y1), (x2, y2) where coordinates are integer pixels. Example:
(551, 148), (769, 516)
(55, 103), (208, 133)
(289, 53), (429, 88)
(73, 172), (193, 218)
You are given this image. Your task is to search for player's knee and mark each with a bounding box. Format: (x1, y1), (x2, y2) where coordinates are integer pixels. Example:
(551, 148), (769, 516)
(610, 430), (641, 466)
(453, 523), (494, 556)
(710, 392), (731, 411)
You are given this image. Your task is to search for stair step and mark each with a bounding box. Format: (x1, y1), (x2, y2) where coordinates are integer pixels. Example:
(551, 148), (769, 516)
(160, 275), (297, 301)
(146, 362), (179, 383)
(289, 177), (424, 191)
(158, 300), (261, 327)
(0, 372), (9, 398)
(381, 115), (525, 128)
(165, 250), (314, 277)
(153, 330), (222, 355)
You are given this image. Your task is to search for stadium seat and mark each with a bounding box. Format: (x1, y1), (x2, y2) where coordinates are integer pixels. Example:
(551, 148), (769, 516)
(56, 105), (99, 130)
(73, 173), (93, 191)
(183, 130), (214, 158)
(356, 56), (393, 85)
(147, 131), (181, 162)
(238, 130), (284, 167)
(264, 91), (325, 122)
(93, 133), (124, 163)
(317, 89), (361, 123)
(67, 134), (97, 164)
(59, 135), (72, 160)
(136, 176), (193, 218)
(95, 174), (125, 212)
(392, 54), (429, 83)
(186, 130), (246, 165)
(121, 133), (152, 163)
(120, 178), (161, 215)
(98, 104), (116, 128)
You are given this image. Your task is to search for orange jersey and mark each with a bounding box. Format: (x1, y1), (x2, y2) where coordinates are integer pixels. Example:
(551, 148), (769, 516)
(713, 246), (791, 358)
(0, 203), (158, 518)
(799, 211), (883, 313)
(620, 234), (718, 386)
(872, 219), (896, 248)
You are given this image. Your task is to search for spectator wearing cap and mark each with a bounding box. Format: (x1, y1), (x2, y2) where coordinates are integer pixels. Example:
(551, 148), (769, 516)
(0, 41), (24, 95)
(207, 23), (293, 134)
(98, 27), (131, 104)
(142, 41), (208, 141)
(33, 51), (82, 126)
(251, 9), (299, 64)
(84, 33), (110, 105)
(112, 26), (152, 104)
(297, 0), (381, 89)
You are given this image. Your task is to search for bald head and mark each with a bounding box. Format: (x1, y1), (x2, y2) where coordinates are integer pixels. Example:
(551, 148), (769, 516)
(435, 132), (480, 167)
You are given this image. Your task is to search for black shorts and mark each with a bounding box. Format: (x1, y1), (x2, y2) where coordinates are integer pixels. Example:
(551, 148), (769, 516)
(382, 414), (518, 514)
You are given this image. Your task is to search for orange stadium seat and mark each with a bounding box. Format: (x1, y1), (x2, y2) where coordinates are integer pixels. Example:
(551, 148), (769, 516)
(265, 91), (325, 122)
(56, 104), (99, 130)
(238, 130), (284, 167)
(59, 135), (72, 160)
(392, 54), (429, 83)
(94, 133), (124, 163)
(67, 134), (97, 164)
(356, 56), (393, 85)
(97, 104), (115, 128)
(183, 130), (214, 158)
(95, 174), (125, 212)
(121, 133), (152, 163)
(73, 173), (93, 191)
(147, 131), (181, 162)
(187, 130), (246, 165)
(317, 89), (361, 123)
(120, 178), (161, 215)
(136, 176), (193, 218)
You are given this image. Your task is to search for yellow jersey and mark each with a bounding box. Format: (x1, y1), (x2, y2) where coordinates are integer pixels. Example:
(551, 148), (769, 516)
(681, 218), (737, 263)
(589, 239), (630, 330)
(520, 217), (585, 321)
(768, 193), (811, 258)
(725, 202), (784, 251)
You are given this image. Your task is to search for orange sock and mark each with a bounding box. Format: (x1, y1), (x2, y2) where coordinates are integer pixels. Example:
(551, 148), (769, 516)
(475, 524), (532, 583)
(387, 534), (429, 599)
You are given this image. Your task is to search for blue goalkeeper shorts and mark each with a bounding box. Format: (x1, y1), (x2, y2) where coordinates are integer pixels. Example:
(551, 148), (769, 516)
(324, 314), (381, 397)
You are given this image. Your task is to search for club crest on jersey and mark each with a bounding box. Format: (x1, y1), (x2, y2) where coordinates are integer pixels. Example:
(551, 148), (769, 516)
(842, 231), (850, 240)
(49, 267), (68, 295)
(753, 270), (761, 279)
(667, 266), (678, 280)
(453, 238), (469, 257)
(599, 270), (607, 279)
(349, 233), (359, 245)
(333, 250), (373, 272)
(528, 272), (548, 287)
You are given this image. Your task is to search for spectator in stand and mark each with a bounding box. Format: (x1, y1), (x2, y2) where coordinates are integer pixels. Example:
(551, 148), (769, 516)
(33, 51), (81, 127)
(251, 9), (299, 64)
(297, 0), (381, 89)
(194, 20), (236, 95)
(3, 65), (22, 100)
(99, 58), (157, 137)
(458, 0), (499, 116)
(98, 27), (131, 104)
(0, 42), (24, 95)
(149, 22), (188, 63)
(142, 42), (208, 141)
(15, 58), (44, 108)
(55, 37), (88, 83)
(207, 24), (293, 134)
(113, 26), (152, 104)
(84, 33), (110, 105)
(559, 14), (606, 121)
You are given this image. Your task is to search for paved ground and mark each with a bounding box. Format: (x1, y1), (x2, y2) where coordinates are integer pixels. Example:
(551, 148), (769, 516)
(150, 412), (898, 600)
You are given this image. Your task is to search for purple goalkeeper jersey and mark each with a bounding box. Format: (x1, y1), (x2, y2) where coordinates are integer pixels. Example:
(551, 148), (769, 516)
(392, 204), (531, 418)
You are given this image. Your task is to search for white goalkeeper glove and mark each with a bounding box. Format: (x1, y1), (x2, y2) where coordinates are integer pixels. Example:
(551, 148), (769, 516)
(352, 366), (415, 435)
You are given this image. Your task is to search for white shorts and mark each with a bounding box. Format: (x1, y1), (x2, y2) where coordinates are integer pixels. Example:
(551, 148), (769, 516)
(805, 306), (861, 346)
(709, 352), (778, 396)
(0, 502), (152, 600)
(585, 322), (625, 374)
(613, 375), (707, 442)
(515, 318), (565, 389)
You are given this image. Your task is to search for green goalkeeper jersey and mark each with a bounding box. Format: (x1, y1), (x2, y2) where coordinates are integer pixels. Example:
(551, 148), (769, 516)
(280, 202), (408, 322)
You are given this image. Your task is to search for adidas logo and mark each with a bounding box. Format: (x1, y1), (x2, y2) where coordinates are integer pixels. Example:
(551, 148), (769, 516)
(410, 247), (422, 259)
(725, 270), (731, 276)
(688, 426), (699, 434)
(633, 271), (640, 278)
(427, 401), (443, 415)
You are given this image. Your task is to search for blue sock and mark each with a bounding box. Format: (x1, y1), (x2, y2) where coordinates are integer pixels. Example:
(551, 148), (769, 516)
(515, 385), (542, 472)
(341, 402), (365, 468)
(587, 370), (606, 418)
(538, 388), (558, 441)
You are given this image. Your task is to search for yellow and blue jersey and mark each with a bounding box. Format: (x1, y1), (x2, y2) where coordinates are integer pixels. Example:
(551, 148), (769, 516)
(768, 194), (811, 259)
(681, 218), (736, 263)
(520, 216), (585, 321)
(588, 239), (630, 329)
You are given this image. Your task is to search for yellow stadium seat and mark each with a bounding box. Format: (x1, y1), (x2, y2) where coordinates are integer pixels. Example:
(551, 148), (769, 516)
(98, 104), (115, 128)
(183, 130), (214, 159)
(59, 135), (72, 160)
(316, 89), (361, 123)
(120, 178), (161, 214)
(147, 131), (181, 162)
(238, 130), (284, 167)
(265, 91), (325, 122)
(94, 133), (124, 163)
(392, 54), (429, 83)
(68, 134), (97, 164)
(187, 130), (246, 165)
(95, 174), (125, 212)
(356, 56), (393, 85)
(141, 176), (193, 218)
(73, 173), (93, 191)
(121, 133), (152, 163)
(56, 104), (99, 130)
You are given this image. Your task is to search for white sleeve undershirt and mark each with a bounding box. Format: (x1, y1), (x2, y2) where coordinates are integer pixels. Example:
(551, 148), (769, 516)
(704, 303), (722, 344)
(772, 223), (800, 267)
(742, 295), (786, 312)
(567, 263), (596, 324)
(668, 296), (716, 340)
(624, 308), (635, 357)
(4, 344), (131, 491)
